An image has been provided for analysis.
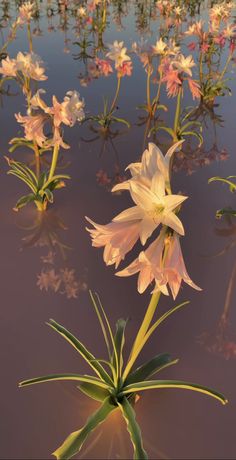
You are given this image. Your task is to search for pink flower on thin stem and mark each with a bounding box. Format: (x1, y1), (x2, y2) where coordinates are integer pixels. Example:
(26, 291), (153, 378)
(160, 232), (202, 299)
(187, 78), (201, 99)
(85, 217), (140, 268)
(162, 69), (182, 97)
(95, 58), (113, 77)
(117, 61), (133, 78)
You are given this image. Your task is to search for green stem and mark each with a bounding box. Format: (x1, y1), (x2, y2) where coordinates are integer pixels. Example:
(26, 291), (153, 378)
(122, 291), (161, 381)
(27, 22), (33, 53)
(152, 69), (162, 116)
(218, 51), (232, 82)
(146, 66), (152, 112)
(173, 89), (182, 140)
(34, 141), (40, 179)
(109, 76), (121, 115)
(48, 143), (60, 181)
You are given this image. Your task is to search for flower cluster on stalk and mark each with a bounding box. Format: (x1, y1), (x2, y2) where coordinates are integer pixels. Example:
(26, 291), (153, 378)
(87, 141), (201, 299)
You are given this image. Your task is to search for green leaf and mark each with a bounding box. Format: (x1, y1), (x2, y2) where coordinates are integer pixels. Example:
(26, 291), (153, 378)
(89, 291), (111, 358)
(112, 319), (127, 378)
(208, 176), (236, 192)
(42, 174), (70, 191)
(92, 294), (119, 385)
(125, 353), (177, 385)
(78, 382), (110, 402)
(118, 397), (148, 460)
(111, 116), (130, 128)
(122, 380), (228, 405)
(43, 188), (54, 203)
(14, 193), (36, 210)
(19, 373), (110, 390)
(47, 319), (113, 386)
(52, 397), (116, 459)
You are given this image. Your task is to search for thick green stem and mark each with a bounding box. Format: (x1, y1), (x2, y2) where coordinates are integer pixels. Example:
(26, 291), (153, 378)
(118, 397), (148, 460)
(122, 291), (161, 381)
(173, 89), (182, 140)
(34, 142), (40, 179)
(48, 144), (60, 181)
(218, 51), (232, 82)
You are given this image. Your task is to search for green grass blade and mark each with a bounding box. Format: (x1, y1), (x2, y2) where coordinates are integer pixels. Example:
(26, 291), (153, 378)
(77, 382), (110, 402)
(89, 291), (111, 357)
(52, 397), (116, 459)
(125, 353), (176, 385)
(94, 294), (119, 384)
(112, 319), (127, 378)
(118, 397), (148, 460)
(47, 319), (113, 386)
(122, 380), (228, 405)
(19, 373), (110, 389)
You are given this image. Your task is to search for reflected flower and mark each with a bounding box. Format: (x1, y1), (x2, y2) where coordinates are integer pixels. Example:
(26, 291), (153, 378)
(19, 1), (34, 23)
(152, 38), (167, 55)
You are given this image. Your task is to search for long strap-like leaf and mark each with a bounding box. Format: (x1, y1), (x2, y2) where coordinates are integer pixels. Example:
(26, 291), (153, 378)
(47, 319), (113, 385)
(125, 353), (176, 385)
(122, 380), (228, 405)
(118, 397), (148, 460)
(52, 397), (116, 459)
(19, 373), (110, 390)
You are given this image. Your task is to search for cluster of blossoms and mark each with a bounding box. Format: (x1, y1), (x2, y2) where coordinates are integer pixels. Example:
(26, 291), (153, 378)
(87, 142), (201, 299)
(18, 1), (35, 24)
(0, 52), (47, 81)
(37, 267), (87, 299)
(156, 0), (187, 27)
(15, 89), (85, 149)
(185, 3), (236, 53)
(132, 37), (200, 100)
(80, 40), (132, 86)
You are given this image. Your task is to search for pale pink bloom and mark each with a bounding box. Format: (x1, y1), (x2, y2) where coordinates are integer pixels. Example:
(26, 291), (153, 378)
(185, 20), (204, 37)
(77, 7), (86, 17)
(200, 42), (210, 53)
(0, 56), (17, 77)
(15, 112), (47, 147)
(18, 1), (34, 23)
(187, 78), (201, 99)
(95, 58), (113, 76)
(62, 90), (85, 125)
(160, 232), (201, 299)
(116, 230), (168, 294)
(112, 141), (183, 194)
(162, 69), (182, 97)
(15, 52), (47, 81)
(113, 173), (187, 244)
(152, 38), (167, 55)
(106, 40), (131, 68)
(85, 217), (140, 268)
(223, 23), (236, 40)
(117, 61), (133, 77)
(173, 54), (195, 77)
(213, 34), (226, 47)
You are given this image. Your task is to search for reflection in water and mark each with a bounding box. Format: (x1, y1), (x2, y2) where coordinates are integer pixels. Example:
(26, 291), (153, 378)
(16, 209), (88, 299)
(0, 1), (236, 459)
(199, 215), (236, 360)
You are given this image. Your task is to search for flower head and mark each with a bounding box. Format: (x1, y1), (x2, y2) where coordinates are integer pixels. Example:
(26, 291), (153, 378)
(106, 40), (131, 68)
(18, 1), (34, 23)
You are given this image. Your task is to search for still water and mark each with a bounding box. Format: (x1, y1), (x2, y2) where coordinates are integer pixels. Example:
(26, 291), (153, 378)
(0, 1), (236, 458)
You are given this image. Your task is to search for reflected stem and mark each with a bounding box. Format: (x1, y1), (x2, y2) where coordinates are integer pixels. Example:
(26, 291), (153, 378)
(27, 22), (33, 53)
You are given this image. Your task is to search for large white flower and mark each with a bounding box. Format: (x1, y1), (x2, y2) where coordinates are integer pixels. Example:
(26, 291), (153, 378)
(112, 141), (183, 194)
(113, 172), (187, 244)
